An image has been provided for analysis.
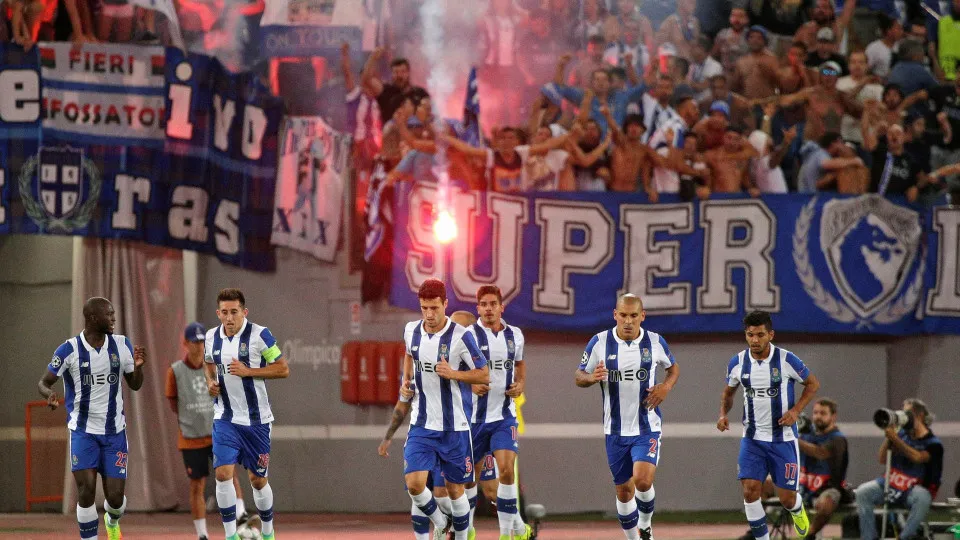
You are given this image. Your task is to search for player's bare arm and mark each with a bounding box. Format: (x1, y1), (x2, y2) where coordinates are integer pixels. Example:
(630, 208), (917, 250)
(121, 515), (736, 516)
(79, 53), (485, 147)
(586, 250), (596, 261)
(575, 361), (607, 388)
(38, 370), (60, 409)
(779, 373), (819, 426)
(644, 362), (679, 409)
(226, 356), (291, 379)
(204, 362), (220, 397)
(379, 401), (411, 457)
(437, 360), (489, 384)
(505, 360), (526, 397)
(123, 345), (146, 391)
(717, 384), (737, 431)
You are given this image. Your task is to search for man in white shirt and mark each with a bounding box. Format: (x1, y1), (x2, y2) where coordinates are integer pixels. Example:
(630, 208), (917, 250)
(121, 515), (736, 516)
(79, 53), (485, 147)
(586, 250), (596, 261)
(865, 14), (903, 78)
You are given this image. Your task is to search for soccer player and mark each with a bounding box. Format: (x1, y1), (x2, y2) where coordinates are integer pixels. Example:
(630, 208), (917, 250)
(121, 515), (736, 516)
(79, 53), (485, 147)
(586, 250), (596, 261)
(38, 297), (146, 540)
(401, 279), (489, 540)
(467, 286), (532, 540)
(205, 288), (290, 540)
(575, 294), (680, 540)
(717, 311), (820, 540)
(166, 322), (251, 540)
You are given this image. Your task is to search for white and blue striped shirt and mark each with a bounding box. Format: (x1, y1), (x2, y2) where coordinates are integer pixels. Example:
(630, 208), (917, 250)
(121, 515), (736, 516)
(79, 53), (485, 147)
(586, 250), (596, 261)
(404, 318), (487, 432)
(48, 333), (136, 435)
(204, 319), (280, 427)
(467, 320), (524, 424)
(579, 327), (676, 436)
(726, 345), (810, 443)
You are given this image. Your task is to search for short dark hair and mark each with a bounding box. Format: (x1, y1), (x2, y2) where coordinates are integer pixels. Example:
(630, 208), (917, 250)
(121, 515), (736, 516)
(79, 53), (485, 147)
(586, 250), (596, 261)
(623, 114), (645, 131)
(673, 95), (696, 110)
(609, 66), (627, 80)
(743, 310), (773, 330)
(878, 13), (898, 35)
(815, 398), (838, 415)
(696, 35), (713, 50)
(819, 132), (842, 149)
(418, 278), (447, 303)
(709, 73), (728, 84)
(497, 126), (528, 144)
(588, 34), (606, 45)
(673, 56), (691, 77)
(217, 288), (246, 307)
(390, 57), (410, 69)
(476, 285), (503, 303)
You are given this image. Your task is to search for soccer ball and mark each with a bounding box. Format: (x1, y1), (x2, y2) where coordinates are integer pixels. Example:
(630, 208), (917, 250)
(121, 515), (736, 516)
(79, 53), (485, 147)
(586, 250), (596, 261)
(237, 525), (262, 539)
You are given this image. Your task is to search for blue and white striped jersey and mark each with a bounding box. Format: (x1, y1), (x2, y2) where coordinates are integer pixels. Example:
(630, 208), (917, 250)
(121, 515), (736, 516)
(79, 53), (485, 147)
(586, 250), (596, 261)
(404, 318), (487, 432)
(579, 327), (676, 436)
(726, 345), (810, 443)
(467, 321), (524, 424)
(204, 319), (283, 427)
(47, 333), (136, 435)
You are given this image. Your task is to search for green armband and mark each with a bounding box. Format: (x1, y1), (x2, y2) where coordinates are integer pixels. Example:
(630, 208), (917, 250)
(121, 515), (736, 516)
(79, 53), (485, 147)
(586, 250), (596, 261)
(262, 344), (282, 363)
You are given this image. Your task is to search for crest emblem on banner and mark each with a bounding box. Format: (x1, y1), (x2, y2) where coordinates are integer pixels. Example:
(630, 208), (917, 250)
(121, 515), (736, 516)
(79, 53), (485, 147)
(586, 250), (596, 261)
(793, 195), (925, 327)
(18, 146), (102, 232)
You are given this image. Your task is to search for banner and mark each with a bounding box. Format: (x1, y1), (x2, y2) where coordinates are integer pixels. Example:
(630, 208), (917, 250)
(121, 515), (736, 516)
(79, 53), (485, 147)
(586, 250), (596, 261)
(260, 0), (378, 57)
(271, 116), (351, 262)
(390, 184), (960, 335)
(0, 44), (284, 272)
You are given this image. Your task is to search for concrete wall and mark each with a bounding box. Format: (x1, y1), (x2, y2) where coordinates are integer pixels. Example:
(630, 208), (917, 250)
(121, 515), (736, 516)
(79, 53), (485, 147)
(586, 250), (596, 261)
(0, 235), (74, 512)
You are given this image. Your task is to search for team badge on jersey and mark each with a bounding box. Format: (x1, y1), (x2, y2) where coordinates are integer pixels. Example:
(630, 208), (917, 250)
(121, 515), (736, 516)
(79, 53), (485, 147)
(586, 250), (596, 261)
(771, 368), (781, 384)
(641, 348), (651, 361)
(439, 343), (448, 360)
(507, 340), (515, 354)
(51, 355), (62, 369)
(110, 353), (120, 369)
(239, 343), (248, 356)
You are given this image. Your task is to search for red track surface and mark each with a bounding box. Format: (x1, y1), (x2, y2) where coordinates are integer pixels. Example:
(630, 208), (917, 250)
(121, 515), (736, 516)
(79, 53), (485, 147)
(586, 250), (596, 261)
(0, 512), (842, 539)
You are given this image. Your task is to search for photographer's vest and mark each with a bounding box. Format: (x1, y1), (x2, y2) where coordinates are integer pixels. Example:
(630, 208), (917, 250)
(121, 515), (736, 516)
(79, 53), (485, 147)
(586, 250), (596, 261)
(799, 429), (848, 496)
(878, 430), (943, 502)
(939, 16), (960, 80)
(171, 360), (214, 439)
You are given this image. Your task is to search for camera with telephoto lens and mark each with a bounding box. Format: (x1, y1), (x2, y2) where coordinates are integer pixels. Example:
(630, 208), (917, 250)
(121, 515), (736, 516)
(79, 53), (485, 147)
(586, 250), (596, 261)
(873, 408), (914, 430)
(796, 412), (813, 434)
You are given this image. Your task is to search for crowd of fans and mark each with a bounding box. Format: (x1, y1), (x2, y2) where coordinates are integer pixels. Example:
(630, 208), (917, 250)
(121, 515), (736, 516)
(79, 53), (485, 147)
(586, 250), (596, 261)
(358, 0), (960, 204)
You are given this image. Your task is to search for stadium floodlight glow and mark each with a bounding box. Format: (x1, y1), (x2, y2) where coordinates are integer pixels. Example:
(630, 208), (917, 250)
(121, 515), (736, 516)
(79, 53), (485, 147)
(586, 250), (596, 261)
(433, 209), (457, 244)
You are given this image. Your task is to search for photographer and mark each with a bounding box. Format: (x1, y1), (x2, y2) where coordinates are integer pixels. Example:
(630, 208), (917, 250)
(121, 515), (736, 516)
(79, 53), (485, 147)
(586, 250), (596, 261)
(797, 398), (850, 539)
(854, 399), (944, 540)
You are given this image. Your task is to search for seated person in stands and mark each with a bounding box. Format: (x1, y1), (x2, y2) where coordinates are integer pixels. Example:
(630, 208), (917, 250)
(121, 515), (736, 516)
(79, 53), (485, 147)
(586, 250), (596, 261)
(798, 398), (851, 539)
(854, 399), (944, 540)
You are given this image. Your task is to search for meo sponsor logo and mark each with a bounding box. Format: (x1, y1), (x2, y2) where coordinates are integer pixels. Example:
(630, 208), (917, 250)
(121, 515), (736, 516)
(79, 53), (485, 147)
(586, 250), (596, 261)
(606, 368), (649, 382)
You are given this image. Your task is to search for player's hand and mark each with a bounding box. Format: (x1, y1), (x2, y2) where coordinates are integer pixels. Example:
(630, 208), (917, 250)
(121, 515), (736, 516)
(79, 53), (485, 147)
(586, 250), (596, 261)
(505, 380), (524, 398)
(473, 384), (490, 396)
(643, 383), (669, 409)
(435, 358), (455, 380)
(778, 409), (799, 427)
(46, 392), (60, 410)
(227, 359), (251, 378)
(717, 415), (729, 432)
(591, 361), (608, 383)
(399, 379), (415, 399)
(378, 439), (392, 457)
(207, 379), (220, 397)
(133, 346), (146, 368)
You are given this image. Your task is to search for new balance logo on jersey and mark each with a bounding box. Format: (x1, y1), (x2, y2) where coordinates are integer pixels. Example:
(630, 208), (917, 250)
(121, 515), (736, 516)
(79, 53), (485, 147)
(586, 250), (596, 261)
(81, 362), (89, 367)
(608, 354), (617, 360)
(746, 387), (780, 398)
(607, 368), (650, 382)
(82, 373), (120, 386)
(213, 350), (220, 355)
(481, 346), (489, 351)
(491, 359), (515, 370)
(742, 374), (750, 379)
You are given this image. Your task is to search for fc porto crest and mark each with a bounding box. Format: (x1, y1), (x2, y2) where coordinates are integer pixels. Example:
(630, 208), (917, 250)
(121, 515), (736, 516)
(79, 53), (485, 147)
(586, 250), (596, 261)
(793, 195), (925, 328)
(110, 353), (120, 369)
(239, 342), (248, 357)
(641, 347), (652, 361)
(18, 146), (102, 232)
(507, 340), (515, 354)
(771, 367), (781, 383)
(439, 343), (448, 360)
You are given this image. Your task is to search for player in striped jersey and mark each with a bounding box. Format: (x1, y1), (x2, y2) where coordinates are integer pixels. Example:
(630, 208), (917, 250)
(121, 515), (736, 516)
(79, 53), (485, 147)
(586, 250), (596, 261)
(38, 297), (146, 540)
(575, 294), (680, 540)
(466, 286), (532, 540)
(402, 279), (489, 540)
(204, 288), (290, 540)
(717, 311), (820, 540)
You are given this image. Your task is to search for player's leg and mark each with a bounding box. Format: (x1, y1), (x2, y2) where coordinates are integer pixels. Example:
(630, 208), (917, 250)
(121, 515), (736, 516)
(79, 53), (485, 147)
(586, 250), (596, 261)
(440, 431), (476, 540)
(405, 433), (450, 533)
(629, 434), (661, 539)
(238, 423), (275, 538)
(608, 435), (641, 540)
(433, 467), (452, 517)
(770, 441), (808, 537)
(738, 439), (771, 540)
(100, 432), (129, 540)
(183, 447), (211, 539)
(212, 420), (242, 538)
(232, 473), (248, 525)
(71, 430), (101, 539)
(808, 489), (840, 537)
(469, 424), (493, 536)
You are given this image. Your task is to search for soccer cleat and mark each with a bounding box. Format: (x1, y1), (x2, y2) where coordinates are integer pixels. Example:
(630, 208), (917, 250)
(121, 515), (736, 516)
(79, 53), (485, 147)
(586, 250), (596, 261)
(103, 515), (122, 540)
(434, 514), (452, 540)
(512, 524), (533, 540)
(262, 532), (275, 540)
(639, 527), (654, 540)
(199, 537), (208, 540)
(467, 527), (476, 540)
(790, 504), (810, 537)
(225, 535), (240, 540)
